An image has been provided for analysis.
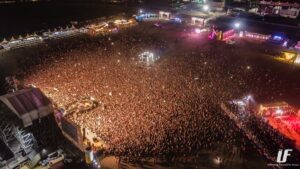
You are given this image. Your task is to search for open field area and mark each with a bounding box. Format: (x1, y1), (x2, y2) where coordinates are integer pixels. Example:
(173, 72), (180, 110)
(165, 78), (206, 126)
(1, 0), (300, 168)
(1, 22), (295, 168)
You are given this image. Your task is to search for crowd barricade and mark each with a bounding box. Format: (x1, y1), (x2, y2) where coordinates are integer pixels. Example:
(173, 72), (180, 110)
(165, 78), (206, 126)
(244, 31), (271, 40)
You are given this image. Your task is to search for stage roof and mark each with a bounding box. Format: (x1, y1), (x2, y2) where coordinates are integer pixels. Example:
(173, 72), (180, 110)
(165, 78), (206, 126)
(259, 101), (290, 108)
(0, 88), (53, 127)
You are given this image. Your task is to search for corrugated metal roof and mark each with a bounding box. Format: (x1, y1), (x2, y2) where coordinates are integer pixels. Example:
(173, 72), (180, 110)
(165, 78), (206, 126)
(0, 87), (53, 127)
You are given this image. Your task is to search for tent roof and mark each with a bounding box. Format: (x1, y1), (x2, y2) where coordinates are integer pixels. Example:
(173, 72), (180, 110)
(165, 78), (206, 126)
(259, 101), (290, 108)
(0, 88), (53, 127)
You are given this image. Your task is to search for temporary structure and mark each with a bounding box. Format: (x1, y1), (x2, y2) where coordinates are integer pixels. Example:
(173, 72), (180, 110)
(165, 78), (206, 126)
(0, 88), (53, 127)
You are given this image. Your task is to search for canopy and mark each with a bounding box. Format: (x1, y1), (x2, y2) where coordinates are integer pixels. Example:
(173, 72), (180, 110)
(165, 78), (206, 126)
(0, 88), (53, 127)
(259, 0), (300, 7)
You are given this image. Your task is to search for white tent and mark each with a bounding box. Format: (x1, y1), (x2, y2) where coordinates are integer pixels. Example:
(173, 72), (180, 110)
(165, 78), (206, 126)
(2, 38), (8, 43)
(191, 17), (205, 27)
(159, 11), (170, 20)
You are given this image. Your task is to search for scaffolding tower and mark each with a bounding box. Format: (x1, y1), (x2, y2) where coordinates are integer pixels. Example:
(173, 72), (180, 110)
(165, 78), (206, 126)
(0, 103), (38, 169)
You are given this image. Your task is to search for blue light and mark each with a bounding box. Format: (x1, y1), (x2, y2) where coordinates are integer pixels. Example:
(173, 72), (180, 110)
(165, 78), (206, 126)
(175, 17), (182, 22)
(273, 35), (283, 41)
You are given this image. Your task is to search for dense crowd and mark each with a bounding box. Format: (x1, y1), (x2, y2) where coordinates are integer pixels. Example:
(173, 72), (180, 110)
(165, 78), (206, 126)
(22, 23), (300, 163)
(225, 102), (300, 164)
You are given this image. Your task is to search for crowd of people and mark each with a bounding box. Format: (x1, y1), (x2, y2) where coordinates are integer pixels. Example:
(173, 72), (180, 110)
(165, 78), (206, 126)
(225, 101), (300, 164)
(21, 22), (300, 165)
